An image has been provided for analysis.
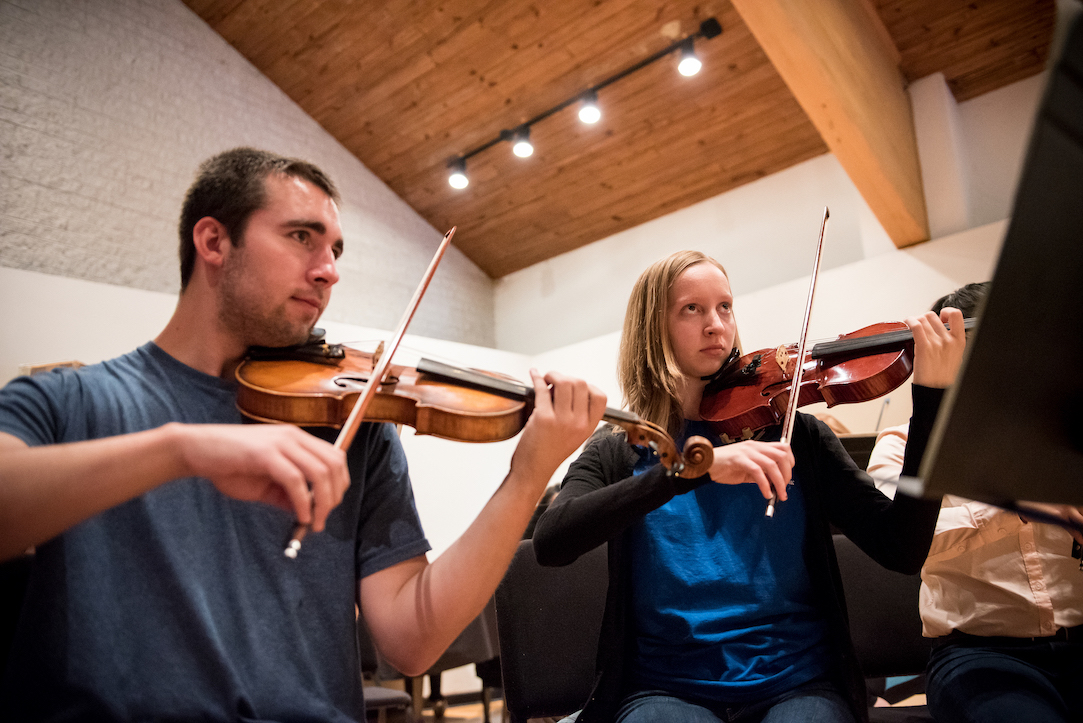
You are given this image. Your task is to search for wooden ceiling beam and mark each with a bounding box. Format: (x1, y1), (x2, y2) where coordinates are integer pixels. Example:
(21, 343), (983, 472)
(731, 0), (929, 248)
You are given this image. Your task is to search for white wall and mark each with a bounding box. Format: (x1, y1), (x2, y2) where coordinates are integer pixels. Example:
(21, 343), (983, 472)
(958, 73), (1045, 228)
(0, 0), (495, 346)
(494, 72), (1046, 356)
(495, 153), (891, 355)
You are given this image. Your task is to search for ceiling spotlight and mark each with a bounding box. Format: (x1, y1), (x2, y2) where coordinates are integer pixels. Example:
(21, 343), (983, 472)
(447, 157), (468, 189)
(511, 126), (534, 158)
(578, 91), (601, 124)
(677, 38), (702, 77)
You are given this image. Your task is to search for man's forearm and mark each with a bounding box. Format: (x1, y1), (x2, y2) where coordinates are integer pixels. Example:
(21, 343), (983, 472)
(360, 369), (607, 675)
(360, 464), (547, 676)
(0, 426), (185, 560)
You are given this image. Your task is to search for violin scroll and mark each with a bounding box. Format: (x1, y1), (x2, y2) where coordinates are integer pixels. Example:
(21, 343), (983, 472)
(614, 418), (713, 478)
(679, 435), (714, 478)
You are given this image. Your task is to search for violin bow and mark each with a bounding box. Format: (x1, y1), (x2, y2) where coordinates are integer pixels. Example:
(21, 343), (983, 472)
(285, 226), (457, 558)
(767, 207), (829, 518)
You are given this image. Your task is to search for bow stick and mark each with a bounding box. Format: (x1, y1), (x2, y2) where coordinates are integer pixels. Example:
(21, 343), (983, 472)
(285, 227), (456, 557)
(767, 208), (829, 518)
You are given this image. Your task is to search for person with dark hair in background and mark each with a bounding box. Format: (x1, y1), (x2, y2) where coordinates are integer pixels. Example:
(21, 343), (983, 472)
(533, 250), (966, 723)
(869, 281), (1083, 723)
(0, 147), (606, 721)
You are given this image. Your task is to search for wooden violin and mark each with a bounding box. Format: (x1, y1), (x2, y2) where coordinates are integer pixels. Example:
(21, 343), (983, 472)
(236, 342), (714, 479)
(700, 317), (977, 442)
(248, 226), (711, 557)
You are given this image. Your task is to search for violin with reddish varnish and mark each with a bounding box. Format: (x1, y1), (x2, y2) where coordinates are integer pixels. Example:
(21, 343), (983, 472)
(700, 318), (976, 442)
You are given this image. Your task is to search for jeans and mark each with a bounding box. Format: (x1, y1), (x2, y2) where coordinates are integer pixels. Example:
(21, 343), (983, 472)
(926, 636), (1083, 723)
(612, 679), (853, 723)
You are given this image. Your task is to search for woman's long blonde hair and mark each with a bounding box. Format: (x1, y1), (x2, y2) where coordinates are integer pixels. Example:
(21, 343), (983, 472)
(617, 251), (742, 436)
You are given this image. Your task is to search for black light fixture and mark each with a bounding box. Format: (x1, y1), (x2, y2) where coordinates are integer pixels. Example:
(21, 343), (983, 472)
(447, 157), (469, 189)
(578, 89), (602, 124)
(446, 17), (722, 189)
(677, 38), (702, 77)
(510, 126), (534, 158)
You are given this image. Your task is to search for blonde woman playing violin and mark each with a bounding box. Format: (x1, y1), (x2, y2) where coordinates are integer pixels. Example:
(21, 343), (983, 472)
(534, 250), (965, 723)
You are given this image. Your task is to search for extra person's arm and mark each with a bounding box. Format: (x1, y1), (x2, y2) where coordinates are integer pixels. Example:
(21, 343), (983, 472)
(357, 371), (606, 676)
(867, 426), (1083, 559)
(0, 423), (349, 561)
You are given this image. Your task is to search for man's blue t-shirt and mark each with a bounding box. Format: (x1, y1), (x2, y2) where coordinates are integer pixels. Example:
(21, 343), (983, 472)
(0, 343), (431, 721)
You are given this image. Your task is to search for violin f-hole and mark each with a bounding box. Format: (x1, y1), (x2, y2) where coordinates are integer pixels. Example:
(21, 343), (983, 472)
(333, 375), (369, 388)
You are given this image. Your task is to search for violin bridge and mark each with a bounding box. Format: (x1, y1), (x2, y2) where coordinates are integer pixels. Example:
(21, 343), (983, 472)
(372, 341), (385, 366)
(720, 428), (756, 446)
(775, 345), (789, 375)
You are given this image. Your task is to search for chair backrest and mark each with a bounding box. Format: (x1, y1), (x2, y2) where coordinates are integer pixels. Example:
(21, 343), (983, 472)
(837, 433), (878, 472)
(495, 539), (608, 723)
(833, 534), (933, 678)
(424, 597), (500, 675)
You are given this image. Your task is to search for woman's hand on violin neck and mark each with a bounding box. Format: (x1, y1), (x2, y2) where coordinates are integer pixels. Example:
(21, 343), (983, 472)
(907, 307), (967, 389)
(708, 440), (794, 502)
(510, 370), (607, 485)
(171, 423), (349, 532)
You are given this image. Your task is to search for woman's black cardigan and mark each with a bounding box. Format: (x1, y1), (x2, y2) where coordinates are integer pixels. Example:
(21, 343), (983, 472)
(532, 386), (945, 723)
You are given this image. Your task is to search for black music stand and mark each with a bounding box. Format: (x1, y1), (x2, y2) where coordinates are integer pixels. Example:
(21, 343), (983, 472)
(903, 15), (1083, 508)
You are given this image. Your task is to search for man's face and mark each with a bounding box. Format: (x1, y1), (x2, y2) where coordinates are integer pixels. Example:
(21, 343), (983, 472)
(218, 173), (344, 348)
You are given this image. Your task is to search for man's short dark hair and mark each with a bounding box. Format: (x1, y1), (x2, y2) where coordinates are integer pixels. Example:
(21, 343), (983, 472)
(931, 281), (990, 318)
(178, 148), (340, 290)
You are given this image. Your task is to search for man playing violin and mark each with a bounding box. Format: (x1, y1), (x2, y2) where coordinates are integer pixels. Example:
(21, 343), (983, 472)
(0, 147), (607, 720)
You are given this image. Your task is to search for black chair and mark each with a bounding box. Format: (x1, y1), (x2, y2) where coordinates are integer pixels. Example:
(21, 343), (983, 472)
(838, 433), (878, 473)
(833, 534), (934, 723)
(495, 539), (608, 723)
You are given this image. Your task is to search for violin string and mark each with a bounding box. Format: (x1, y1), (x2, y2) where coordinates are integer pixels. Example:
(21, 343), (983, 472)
(809, 317), (976, 359)
(337, 340), (501, 376)
(812, 329), (913, 358)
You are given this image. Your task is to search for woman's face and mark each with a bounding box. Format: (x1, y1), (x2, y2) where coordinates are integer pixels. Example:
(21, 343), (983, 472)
(666, 263), (737, 379)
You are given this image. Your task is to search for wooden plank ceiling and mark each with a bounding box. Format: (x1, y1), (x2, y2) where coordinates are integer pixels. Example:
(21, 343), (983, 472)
(184, 0), (1054, 278)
